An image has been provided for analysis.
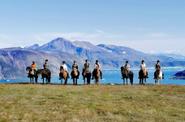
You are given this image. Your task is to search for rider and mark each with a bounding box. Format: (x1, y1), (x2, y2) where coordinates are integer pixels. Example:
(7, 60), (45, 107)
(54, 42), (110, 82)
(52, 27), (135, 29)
(140, 60), (148, 77)
(155, 60), (161, 71)
(61, 61), (69, 78)
(72, 60), (80, 78)
(31, 61), (37, 71)
(43, 59), (49, 69)
(83, 59), (90, 70)
(140, 60), (146, 70)
(154, 60), (162, 80)
(94, 60), (102, 79)
(30, 61), (37, 75)
(72, 60), (79, 69)
(124, 60), (130, 72)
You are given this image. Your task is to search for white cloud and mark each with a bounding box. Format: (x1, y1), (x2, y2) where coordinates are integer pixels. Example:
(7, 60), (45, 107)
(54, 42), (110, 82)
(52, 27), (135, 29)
(148, 32), (168, 38)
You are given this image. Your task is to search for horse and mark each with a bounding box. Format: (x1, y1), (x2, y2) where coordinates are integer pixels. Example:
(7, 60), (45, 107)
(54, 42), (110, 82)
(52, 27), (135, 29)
(38, 69), (51, 84)
(59, 66), (68, 85)
(71, 68), (80, 85)
(26, 67), (51, 84)
(139, 69), (148, 85)
(82, 68), (91, 85)
(26, 66), (36, 83)
(121, 66), (134, 85)
(154, 70), (164, 85)
(92, 68), (101, 85)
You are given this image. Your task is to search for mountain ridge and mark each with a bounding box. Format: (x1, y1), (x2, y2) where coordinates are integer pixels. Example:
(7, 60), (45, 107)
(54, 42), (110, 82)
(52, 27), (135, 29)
(0, 37), (185, 79)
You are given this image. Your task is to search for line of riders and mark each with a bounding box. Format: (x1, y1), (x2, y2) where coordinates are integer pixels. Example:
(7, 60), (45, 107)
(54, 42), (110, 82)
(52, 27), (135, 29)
(26, 59), (164, 85)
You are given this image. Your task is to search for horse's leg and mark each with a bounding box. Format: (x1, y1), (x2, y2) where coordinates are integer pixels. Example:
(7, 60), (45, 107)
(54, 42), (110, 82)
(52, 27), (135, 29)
(141, 79), (143, 85)
(158, 79), (160, 85)
(155, 79), (157, 84)
(123, 78), (125, 85)
(96, 78), (99, 85)
(73, 78), (75, 85)
(42, 77), (44, 84)
(61, 79), (63, 85)
(64, 79), (67, 85)
(87, 76), (89, 85)
(130, 77), (133, 85)
(83, 76), (85, 85)
(35, 75), (38, 84)
(48, 77), (51, 84)
(95, 79), (97, 85)
(76, 78), (77, 85)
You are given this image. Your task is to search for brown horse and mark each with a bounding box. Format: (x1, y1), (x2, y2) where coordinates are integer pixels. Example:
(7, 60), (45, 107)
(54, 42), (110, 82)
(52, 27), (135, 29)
(139, 69), (148, 85)
(82, 68), (91, 85)
(71, 68), (80, 85)
(121, 66), (134, 85)
(26, 67), (51, 84)
(26, 66), (36, 83)
(92, 68), (101, 85)
(59, 66), (68, 85)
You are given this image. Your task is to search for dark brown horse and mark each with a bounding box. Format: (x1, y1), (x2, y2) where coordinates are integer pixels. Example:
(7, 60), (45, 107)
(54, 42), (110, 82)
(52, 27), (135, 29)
(26, 66), (36, 83)
(26, 67), (51, 84)
(71, 68), (80, 85)
(82, 68), (91, 85)
(59, 66), (68, 85)
(121, 66), (134, 85)
(139, 69), (148, 85)
(92, 68), (101, 85)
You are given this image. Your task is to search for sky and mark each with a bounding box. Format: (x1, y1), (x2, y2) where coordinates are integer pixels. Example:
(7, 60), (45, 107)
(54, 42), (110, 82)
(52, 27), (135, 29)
(0, 0), (185, 55)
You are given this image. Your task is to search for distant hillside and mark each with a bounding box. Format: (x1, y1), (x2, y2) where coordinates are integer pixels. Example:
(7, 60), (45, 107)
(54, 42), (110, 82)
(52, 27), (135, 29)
(0, 37), (185, 79)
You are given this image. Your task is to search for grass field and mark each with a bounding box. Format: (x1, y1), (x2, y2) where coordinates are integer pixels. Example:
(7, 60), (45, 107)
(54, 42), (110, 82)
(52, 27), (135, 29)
(0, 84), (185, 122)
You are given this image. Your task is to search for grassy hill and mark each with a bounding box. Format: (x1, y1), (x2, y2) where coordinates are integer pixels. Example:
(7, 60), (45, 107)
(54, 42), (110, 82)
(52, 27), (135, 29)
(0, 84), (185, 122)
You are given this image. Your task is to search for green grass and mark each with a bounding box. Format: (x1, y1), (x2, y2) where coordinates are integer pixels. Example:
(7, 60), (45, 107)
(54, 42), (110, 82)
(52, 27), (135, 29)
(0, 84), (185, 122)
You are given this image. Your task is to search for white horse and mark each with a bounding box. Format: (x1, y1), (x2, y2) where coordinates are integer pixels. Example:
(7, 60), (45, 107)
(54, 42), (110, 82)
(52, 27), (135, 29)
(154, 70), (163, 85)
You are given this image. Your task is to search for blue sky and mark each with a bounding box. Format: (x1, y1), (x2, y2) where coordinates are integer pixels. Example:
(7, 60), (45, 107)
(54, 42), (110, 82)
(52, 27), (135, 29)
(0, 0), (185, 54)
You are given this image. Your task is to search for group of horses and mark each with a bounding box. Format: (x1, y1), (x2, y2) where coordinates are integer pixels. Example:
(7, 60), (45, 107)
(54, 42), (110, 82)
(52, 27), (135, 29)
(26, 66), (101, 85)
(121, 66), (164, 85)
(27, 65), (164, 85)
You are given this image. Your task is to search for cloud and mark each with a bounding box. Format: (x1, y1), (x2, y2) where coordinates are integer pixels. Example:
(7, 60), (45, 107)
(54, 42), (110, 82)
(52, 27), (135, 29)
(148, 32), (168, 38)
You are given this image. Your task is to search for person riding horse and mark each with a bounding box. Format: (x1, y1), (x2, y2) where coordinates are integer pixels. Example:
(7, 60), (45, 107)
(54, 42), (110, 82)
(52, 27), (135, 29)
(27, 61), (37, 83)
(124, 61), (130, 73)
(61, 61), (69, 78)
(82, 59), (91, 84)
(71, 61), (80, 85)
(31, 61), (37, 75)
(43, 59), (49, 69)
(94, 60), (102, 79)
(154, 60), (163, 84)
(121, 61), (134, 85)
(139, 60), (148, 85)
(42, 59), (51, 83)
(59, 61), (69, 84)
(92, 60), (102, 84)
(155, 60), (161, 71)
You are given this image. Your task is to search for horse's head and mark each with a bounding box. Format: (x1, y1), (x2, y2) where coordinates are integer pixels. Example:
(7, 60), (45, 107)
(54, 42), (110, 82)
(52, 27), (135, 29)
(26, 66), (31, 71)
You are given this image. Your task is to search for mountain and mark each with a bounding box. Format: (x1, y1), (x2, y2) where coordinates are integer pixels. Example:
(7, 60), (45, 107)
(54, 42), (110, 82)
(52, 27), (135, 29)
(0, 37), (185, 79)
(156, 53), (185, 61)
(175, 70), (185, 78)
